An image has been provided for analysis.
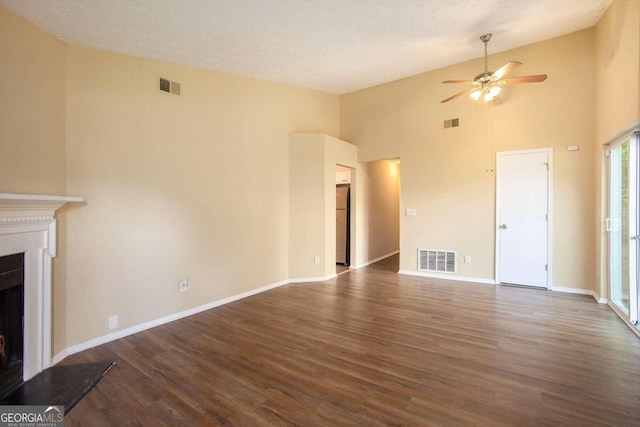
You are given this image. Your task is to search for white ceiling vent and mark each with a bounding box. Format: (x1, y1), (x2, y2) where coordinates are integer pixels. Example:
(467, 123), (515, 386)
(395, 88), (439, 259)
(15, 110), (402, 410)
(159, 77), (181, 96)
(418, 249), (456, 274)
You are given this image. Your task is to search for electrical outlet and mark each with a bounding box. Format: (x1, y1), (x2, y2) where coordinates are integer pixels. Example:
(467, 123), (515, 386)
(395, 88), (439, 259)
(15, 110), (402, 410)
(108, 315), (118, 330)
(314, 256), (320, 264)
(179, 278), (188, 292)
(464, 256), (471, 264)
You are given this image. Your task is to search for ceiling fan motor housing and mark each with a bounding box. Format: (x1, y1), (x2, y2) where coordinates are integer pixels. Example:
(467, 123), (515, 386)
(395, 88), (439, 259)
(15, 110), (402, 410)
(474, 71), (493, 83)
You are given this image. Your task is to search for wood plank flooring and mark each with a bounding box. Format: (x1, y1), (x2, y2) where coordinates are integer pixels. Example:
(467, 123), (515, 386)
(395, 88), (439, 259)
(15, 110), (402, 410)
(64, 255), (640, 426)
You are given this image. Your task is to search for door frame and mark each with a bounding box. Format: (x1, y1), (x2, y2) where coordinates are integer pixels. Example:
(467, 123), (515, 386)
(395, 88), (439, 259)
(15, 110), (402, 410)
(628, 138), (638, 325)
(495, 147), (553, 287)
(607, 130), (640, 327)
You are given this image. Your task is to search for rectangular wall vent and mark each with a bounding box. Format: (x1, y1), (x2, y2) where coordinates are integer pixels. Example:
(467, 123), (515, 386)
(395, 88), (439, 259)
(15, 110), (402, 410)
(444, 118), (460, 128)
(418, 249), (456, 273)
(159, 77), (181, 96)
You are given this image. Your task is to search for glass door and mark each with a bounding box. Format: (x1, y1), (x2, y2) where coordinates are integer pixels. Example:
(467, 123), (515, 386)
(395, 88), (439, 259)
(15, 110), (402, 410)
(632, 138), (639, 326)
(608, 134), (639, 327)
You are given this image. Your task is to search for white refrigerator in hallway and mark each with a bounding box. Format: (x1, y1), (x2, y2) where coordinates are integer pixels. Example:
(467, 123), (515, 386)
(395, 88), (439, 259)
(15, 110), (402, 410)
(336, 185), (350, 265)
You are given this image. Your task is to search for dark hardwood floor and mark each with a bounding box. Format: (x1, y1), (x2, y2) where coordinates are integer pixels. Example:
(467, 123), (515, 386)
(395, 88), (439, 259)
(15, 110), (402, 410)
(64, 255), (640, 426)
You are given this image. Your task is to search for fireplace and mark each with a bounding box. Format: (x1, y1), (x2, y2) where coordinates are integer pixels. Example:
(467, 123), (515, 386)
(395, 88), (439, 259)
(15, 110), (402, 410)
(0, 194), (82, 384)
(0, 253), (24, 398)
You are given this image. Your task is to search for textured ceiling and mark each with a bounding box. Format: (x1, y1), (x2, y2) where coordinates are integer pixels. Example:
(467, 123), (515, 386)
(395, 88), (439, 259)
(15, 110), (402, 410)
(1, 0), (612, 94)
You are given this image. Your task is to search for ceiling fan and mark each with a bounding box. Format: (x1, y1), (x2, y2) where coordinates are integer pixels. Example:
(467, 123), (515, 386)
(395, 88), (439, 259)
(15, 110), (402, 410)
(441, 33), (547, 103)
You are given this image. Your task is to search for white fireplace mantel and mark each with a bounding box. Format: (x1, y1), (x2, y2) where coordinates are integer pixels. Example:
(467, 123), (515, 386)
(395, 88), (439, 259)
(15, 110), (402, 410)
(0, 193), (83, 380)
(0, 193), (83, 220)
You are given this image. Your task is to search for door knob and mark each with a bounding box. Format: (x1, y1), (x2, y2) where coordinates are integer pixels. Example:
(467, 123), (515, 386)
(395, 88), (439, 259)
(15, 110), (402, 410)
(500, 224), (508, 229)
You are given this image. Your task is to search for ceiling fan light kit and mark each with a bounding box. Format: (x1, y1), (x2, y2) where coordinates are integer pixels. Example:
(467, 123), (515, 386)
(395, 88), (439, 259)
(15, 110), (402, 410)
(441, 33), (548, 103)
(470, 85), (502, 102)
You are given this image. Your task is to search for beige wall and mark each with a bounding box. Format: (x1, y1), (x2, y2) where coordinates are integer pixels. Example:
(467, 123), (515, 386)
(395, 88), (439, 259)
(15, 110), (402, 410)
(2, 2), (342, 352)
(594, 0), (640, 144)
(341, 30), (596, 290)
(356, 160), (400, 265)
(63, 48), (339, 345)
(323, 135), (359, 274)
(289, 134), (327, 279)
(5, 0), (638, 355)
(0, 6), (70, 354)
(289, 134), (359, 279)
(289, 136), (400, 277)
(594, 0), (640, 298)
(0, 6), (66, 195)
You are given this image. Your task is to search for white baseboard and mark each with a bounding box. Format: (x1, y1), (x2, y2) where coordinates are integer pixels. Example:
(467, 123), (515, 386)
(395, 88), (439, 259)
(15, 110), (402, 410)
(52, 252), (406, 364)
(52, 260), (609, 365)
(395, 271), (607, 304)
(51, 349), (68, 366)
(398, 269), (496, 285)
(549, 286), (607, 303)
(53, 267), (363, 364)
(52, 278), (291, 364)
(353, 250), (399, 269)
(289, 273), (337, 283)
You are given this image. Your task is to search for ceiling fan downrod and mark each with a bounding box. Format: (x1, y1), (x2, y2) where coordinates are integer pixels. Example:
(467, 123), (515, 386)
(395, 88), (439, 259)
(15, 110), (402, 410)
(480, 33), (492, 75)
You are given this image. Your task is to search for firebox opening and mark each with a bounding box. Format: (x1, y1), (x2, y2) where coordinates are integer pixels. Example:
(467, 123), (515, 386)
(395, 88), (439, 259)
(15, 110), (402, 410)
(0, 253), (24, 400)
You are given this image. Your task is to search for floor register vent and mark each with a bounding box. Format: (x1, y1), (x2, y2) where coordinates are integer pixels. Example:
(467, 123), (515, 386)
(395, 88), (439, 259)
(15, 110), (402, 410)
(418, 249), (456, 273)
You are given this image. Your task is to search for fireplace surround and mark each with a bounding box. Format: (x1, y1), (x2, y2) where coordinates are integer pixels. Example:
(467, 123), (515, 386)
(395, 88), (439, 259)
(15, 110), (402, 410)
(0, 193), (82, 383)
(0, 252), (24, 397)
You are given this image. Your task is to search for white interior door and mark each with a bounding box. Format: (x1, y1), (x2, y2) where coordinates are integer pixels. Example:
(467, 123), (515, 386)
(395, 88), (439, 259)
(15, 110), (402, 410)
(497, 149), (551, 288)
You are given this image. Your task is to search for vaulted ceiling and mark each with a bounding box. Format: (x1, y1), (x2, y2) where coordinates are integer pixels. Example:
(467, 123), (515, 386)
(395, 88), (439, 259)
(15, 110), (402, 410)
(0, 0), (612, 94)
